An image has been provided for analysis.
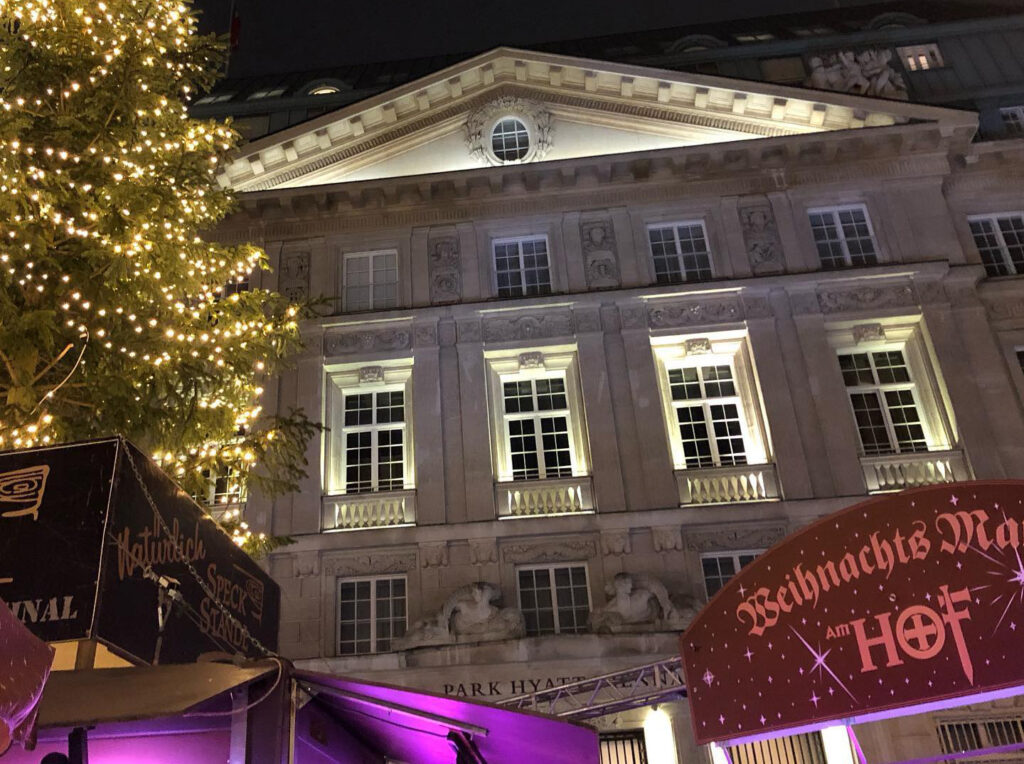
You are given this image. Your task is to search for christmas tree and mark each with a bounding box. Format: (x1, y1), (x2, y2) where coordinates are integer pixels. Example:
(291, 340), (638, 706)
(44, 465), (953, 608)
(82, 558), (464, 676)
(0, 0), (316, 554)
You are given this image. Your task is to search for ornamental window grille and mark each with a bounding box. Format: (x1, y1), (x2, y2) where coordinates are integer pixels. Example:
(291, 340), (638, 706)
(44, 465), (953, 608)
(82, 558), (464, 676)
(647, 222), (713, 284)
(668, 364), (748, 468)
(343, 251), (398, 312)
(969, 214), (1024, 277)
(340, 389), (406, 493)
(517, 564), (590, 636)
(493, 236), (552, 297)
(809, 206), (879, 269)
(838, 350), (928, 456)
(336, 575), (407, 655)
(501, 375), (575, 481)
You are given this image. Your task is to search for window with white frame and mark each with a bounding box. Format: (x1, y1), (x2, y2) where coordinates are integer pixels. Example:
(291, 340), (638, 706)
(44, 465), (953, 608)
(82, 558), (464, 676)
(336, 575), (407, 655)
(897, 43), (944, 71)
(969, 214), (1024, 277)
(828, 321), (954, 458)
(701, 551), (760, 599)
(729, 731), (827, 764)
(808, 206), (879, 269)
(325, 363), (414, 496)
(652, 333), (771, 473)
(343, 250), (398, 312)
(486, 348), (589, 484)
(193, 465), (247, 509)
(1001, 106), (1024, 136)
(838, 350), (928, 455)
(517, 564), (590, 636)
(647, 221), (713, 284)
(493, 236), (552, 297)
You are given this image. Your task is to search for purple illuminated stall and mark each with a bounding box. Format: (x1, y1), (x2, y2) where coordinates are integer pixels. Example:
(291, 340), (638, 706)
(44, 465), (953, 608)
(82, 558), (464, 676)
(3, 660), (598, 763)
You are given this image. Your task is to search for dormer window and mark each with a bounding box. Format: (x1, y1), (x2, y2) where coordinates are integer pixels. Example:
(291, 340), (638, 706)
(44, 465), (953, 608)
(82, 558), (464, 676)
(491, 118), (530, 162)
(309, 85), (341, 95)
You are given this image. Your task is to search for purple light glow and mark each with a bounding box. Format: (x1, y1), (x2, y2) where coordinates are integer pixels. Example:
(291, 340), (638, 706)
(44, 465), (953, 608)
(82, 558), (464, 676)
(1, 730), (230, 763)
(713, 684), (1024, 748)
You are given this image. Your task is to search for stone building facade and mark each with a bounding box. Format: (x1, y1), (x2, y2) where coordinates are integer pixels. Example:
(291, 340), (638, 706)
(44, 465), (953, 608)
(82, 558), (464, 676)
(215, 47), (1024, 763)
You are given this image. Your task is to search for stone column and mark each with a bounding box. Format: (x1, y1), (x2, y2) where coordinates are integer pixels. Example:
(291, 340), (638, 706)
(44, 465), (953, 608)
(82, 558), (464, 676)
(456, 318), (497, 521)
(617, 304), (680, 510)
(744, 293), (814, 500)
(574, 305), (626, 512)
(437, 317), (467, 524)
(789, 291), (865, 497)
(412, 320), (446, 524)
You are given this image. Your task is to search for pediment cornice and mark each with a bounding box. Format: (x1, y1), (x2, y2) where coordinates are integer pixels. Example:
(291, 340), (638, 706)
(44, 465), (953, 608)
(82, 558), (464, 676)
(220, 47), (976, 194)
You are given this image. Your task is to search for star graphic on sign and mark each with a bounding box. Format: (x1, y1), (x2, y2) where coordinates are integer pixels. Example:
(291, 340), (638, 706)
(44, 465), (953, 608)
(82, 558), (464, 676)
(950, 494), (959, 506)
(744, 648), (754, 662)
(791, 627), (858, 702)
(738, 583), (747, 597)
(810, 692), (820, 707)
(703, 669), (716, 686)
(719, 715), (726, 725)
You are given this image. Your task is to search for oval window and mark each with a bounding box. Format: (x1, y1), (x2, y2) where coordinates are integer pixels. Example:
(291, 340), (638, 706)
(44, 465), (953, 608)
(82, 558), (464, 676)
(491, 117), (530, 162)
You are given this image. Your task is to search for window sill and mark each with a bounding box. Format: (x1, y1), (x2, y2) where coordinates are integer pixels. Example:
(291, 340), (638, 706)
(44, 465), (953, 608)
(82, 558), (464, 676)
(495, 475), (594, 518)
(322, 489), (416, 531)
(675, 462), (780, 505)
(860, 449), (970, 493)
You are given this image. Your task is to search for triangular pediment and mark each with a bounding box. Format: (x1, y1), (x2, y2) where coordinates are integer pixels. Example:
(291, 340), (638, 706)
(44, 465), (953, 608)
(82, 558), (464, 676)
(220, 47), (975, 192)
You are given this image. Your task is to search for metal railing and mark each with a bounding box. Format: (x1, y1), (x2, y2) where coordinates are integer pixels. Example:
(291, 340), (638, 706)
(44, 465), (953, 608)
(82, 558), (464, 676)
(321, 490), (416, 531)
(677, 463), (780, 505)
(495, 476), (595, 518)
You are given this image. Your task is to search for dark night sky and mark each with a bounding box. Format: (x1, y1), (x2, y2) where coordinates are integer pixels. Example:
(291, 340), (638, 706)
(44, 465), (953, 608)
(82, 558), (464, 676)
(195, 0), (888, 78)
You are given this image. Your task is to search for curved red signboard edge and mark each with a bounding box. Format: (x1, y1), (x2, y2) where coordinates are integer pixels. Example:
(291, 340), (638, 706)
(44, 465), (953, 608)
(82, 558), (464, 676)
(680, 481), (1024, 745)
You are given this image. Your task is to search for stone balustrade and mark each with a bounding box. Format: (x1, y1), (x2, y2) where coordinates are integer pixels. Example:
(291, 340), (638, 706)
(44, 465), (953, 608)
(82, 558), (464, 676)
(676, 463), (780, 505)
(496, 476), (595, 518)
(860, 449), (970, 493)
(322, 490), (417, 531)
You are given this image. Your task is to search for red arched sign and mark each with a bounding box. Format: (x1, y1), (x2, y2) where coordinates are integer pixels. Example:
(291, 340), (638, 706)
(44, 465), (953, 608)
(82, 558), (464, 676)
(681, 481), (1024, 745)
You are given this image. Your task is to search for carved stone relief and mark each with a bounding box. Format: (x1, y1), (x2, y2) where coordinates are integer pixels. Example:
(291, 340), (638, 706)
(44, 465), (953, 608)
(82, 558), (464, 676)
(482, 312), (574, 343)
(684, 338), (712, 355)
(358, 365), (385, 384)
(739, 202), (784, 274)
(648, 298), (743, 329)
(279, 249), (311, 301)
(600, 530), (632, 556)
(501, 538), (598, 564)
(804, 49), (908, 100)
(428, 236), (461, 304)
(465, 97), (554, 166)
(580, 219), (620, 289)
(468, 538), (499, 565)
(322, 551), (417, 577)
(651, 526), (683, 553)
(324, 327), (411, 356)
(684, 523), (788, 552)
(518, 351), (544, 369)
(818, 285), (916, 314)
(852, 323), (886, 344)
(420, 542), (450, 568)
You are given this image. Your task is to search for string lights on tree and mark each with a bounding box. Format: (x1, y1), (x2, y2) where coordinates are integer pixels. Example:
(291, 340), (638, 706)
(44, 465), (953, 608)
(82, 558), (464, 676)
(0, 0), (317, 555)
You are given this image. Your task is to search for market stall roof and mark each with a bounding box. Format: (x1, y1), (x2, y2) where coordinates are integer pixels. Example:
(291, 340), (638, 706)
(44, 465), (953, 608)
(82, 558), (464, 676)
(296, 669), (599, 764)
(36, 660), (278, 728)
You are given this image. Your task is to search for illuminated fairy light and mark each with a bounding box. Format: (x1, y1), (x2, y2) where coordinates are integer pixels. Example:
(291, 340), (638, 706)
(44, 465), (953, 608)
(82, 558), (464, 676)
(0, 0), (315, 555)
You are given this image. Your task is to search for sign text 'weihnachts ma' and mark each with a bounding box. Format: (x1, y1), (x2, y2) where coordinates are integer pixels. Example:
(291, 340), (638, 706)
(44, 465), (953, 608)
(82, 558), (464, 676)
(681, 481), (1024, 744)
(0, 438), (279, 663)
